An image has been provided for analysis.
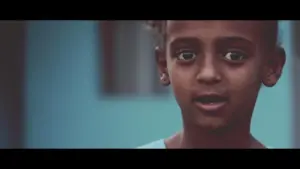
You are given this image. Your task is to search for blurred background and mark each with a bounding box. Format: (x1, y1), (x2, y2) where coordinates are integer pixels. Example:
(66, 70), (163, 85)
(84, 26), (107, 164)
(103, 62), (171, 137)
(0, 20), (299, 148)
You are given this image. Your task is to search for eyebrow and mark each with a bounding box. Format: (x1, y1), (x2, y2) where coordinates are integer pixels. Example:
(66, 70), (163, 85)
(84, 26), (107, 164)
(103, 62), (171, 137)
(217, 36), (254, 46)
(169, 36), (255, 48)
(170, 37), (200, 47)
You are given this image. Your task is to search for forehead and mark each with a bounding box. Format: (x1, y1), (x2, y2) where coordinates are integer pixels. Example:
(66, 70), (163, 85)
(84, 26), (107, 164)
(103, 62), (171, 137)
(166, 21), (266, 43)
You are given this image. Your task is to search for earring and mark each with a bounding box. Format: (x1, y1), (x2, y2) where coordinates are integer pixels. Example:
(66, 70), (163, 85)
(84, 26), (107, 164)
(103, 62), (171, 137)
(160, 73), (170, 86)
(160, 74), (167, 81)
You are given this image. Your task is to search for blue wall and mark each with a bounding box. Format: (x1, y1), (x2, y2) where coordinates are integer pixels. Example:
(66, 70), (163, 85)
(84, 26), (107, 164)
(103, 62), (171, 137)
(251, 21), (294, 147)
(25, 21), (294, 148)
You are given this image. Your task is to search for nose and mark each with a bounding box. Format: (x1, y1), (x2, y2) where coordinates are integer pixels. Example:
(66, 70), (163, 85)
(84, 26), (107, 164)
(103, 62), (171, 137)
(196, 53), (222, 85)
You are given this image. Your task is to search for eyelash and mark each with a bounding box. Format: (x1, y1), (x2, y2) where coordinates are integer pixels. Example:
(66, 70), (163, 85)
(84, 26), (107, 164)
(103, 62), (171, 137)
(222, 49), (248, 62)
(175, 49), (197, 61)
(174, 49), (248, 63)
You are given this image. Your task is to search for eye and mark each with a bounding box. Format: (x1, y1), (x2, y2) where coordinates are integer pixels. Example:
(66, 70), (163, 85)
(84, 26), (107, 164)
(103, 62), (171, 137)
(176, 49), (197, 61)
(223, 51), (247, 62)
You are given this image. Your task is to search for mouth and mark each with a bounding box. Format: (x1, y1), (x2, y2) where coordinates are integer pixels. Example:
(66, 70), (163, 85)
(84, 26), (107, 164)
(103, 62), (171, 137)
(193, 94), (228, 112)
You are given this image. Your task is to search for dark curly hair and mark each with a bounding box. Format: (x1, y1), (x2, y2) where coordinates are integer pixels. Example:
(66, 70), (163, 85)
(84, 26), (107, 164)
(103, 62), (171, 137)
(145, 20), (167, 49)
(146, 20), (281, 51)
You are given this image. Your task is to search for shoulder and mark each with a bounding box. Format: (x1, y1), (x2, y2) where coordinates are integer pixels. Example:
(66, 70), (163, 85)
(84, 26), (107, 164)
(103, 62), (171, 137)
(137, 139), (166, 149)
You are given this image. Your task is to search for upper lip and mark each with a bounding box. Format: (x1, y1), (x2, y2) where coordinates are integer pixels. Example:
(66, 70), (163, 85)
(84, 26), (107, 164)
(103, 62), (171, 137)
(192, 92), (229, 102)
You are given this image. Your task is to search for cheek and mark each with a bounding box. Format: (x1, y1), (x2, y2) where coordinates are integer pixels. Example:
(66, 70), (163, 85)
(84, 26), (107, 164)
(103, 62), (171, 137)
(168, 62), (193, 97)
(226, 63), (262, 94)
(169, 64), (186, 88)
(233, 69), (259, 89)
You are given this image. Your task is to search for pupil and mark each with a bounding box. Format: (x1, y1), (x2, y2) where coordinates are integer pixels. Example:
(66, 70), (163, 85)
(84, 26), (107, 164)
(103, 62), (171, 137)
(231, 53), (240, 60)
(183, 53), (193, 59)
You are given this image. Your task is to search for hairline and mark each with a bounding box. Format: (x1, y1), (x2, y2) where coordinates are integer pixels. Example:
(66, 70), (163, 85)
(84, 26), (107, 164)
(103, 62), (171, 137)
(146, 20), (281, 50)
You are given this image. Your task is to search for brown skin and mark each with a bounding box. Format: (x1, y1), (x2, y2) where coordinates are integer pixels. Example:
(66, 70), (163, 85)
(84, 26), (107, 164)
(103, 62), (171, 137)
(156, 21), (286, 149)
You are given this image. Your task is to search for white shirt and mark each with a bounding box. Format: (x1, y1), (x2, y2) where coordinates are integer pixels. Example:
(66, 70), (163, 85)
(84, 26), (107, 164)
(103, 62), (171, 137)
(138, 139), (166, 149)
(138, 139), (273, 149)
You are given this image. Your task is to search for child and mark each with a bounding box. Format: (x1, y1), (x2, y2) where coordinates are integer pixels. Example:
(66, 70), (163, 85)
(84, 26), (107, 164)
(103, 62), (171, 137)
(139, 21), (286, 149)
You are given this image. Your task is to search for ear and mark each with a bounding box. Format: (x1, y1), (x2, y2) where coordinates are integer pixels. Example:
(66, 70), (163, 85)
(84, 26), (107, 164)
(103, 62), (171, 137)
(262, 46), (286, 87)
(155, 46), (170, 86)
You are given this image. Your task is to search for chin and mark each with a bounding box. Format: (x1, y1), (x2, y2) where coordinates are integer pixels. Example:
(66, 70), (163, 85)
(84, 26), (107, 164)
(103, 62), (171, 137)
(194, 116), (229, 132)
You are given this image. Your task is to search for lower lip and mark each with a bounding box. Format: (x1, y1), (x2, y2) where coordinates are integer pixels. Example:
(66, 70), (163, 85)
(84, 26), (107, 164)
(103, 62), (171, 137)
(194, 101), (227, 112)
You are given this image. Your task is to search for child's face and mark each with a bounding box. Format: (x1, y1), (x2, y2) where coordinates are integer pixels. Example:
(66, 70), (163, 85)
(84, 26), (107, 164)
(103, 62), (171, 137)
(156, 21), (285, 130)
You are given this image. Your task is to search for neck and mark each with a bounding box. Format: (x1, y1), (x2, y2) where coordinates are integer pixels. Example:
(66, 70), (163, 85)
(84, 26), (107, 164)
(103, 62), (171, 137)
(180, 120), (253, 149)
